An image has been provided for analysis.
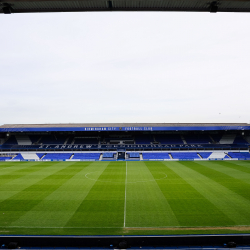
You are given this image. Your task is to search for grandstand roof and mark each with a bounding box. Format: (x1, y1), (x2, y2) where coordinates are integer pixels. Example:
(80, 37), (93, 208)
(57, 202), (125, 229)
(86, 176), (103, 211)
(1, 0), (250, 14)
(0, 123), (249, 132)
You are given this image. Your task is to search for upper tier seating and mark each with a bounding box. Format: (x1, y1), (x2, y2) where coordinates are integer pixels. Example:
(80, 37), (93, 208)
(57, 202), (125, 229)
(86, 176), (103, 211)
(3, 136), (18, 145)
(210, 134), (223, 143)
(39, 135), (68, 144)
(72, 153), (100, 160)
(154, 134), (183, 144)
(42, 153), (72, 160)
(184, 134), (211, 144)
(103, 152), (115, 158)
(170, 152), (200, 159)
(74, 138), (99, 144)
(233, 135), (248, 144)
(142, 153), (170, 160)
(128, 152), (140, 158)
(134, 135), (152, 144)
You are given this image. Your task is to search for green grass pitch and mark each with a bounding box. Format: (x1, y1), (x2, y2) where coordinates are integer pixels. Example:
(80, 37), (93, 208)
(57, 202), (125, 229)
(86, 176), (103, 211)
(1, 160), (250, 235)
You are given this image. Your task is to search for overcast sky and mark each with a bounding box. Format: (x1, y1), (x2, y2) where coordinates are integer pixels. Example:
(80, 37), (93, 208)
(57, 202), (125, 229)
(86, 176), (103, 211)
(0, 12), (250, 125)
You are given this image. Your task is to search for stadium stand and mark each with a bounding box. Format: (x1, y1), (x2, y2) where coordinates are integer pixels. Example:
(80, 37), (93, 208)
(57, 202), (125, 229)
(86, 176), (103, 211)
(0, 123), (249, 161)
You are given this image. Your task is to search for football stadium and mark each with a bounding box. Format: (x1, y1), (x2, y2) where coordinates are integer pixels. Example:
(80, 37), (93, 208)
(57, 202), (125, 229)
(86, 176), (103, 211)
(0, 123), (250, 241)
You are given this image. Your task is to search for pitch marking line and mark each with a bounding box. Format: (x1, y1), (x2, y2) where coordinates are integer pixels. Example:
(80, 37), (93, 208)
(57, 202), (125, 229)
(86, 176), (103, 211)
(124, 161), (127, 228)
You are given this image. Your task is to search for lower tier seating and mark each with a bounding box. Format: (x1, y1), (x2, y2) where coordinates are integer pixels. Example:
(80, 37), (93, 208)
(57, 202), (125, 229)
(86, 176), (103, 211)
(142, 153), (170, 160)
(72, 153), (100, 160)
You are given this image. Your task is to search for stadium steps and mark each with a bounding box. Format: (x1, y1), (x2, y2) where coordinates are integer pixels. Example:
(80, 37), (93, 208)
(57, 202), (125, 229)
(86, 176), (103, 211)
(219, 134), (236, 144)
(71, 138), (75, 145)
(180, 135), (187, 145)
(69, 154), (74, 160)
(245, 136), (250, 144)
(41, 154), (46, 160)
(15, 135), (32, 145)
(168, 153), (173, 159)
(225, 153), (232, 159)
(209, 135), (216, 144)
(64, 136), (70, 145)
(208, 151), (227, 159)
(21, 153), (39, 160)
(36, 136), (43, 144)
(197, 153), (202, 159)
(140, 153), (143, 160)
(99, 153), (103, 161)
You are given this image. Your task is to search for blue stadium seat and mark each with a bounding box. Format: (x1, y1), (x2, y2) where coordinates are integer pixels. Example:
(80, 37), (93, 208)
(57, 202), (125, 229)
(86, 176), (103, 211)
(72, 153), (100, 160)
(199, 152), (212, 158)
(142, 153), (170, 160)
(103, 153), (114, 158)
(171, 152), (200, 159)
(42, 153), (72, 160)
(129, 153), (140, 158)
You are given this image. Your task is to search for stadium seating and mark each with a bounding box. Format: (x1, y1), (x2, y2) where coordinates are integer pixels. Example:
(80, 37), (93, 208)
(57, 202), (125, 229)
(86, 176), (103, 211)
(154, 134), (183, 144)
(72, 153), (100, 160)
(198, 152), (212, 159)
(12, 153), (24, 160)
(184, 134), (211, 144)
(0, 156), (12, 161)
(37, 153), (45, 159)
(128, 152), (140, 158)
(3, 136), (18, 145)
(103, 152), (115, 158)
(134, 135), (152, 144)
(233, 135), (248, 144)
(142, 153), (170, 160)
(228, 152), (250, 159)
(74, 138), (99, 144)
(42, 153), (72, 160)
(170, 152), (200, 159)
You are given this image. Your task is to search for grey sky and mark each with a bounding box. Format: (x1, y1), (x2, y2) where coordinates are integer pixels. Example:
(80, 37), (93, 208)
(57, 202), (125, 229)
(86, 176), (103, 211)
(0, 12), (250, 125)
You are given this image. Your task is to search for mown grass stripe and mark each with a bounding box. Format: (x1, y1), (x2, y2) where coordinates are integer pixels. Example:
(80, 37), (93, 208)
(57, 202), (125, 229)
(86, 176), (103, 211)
(197, 161), (250, 185)
(0, 162), (86, 226)
(11, 161), (107, 228)
(65, 161), (126, 228)
(125, 161), (179, 227)
(152, 161), (236, 227)
(171, 161), (250, 225)
(183, 161), (250, 202)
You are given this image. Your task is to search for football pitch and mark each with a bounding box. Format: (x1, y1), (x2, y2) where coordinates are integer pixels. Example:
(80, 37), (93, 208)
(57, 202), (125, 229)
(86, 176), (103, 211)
(1, 160), (250, 236)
